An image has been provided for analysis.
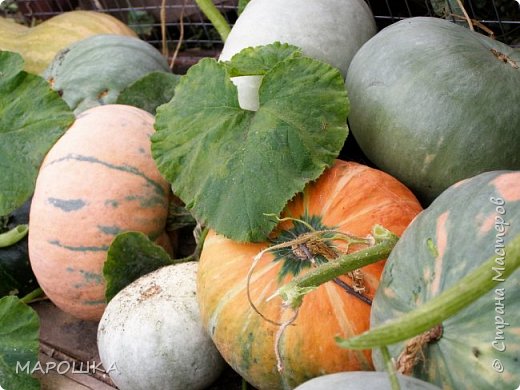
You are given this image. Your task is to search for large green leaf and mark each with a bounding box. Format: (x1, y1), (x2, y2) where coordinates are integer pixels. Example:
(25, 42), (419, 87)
(103, 232), (173, 302)
(222, 42), (302, 76)
(0, 296), (40, 390)
(0, 51), (74, 216)
(152, 47), (348, 242)
(116, 71), (180, 114)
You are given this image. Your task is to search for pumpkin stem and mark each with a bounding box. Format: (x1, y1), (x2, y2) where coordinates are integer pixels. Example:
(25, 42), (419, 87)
(247, 222), (377, 324)
(336, 234), (520, 350)
(247, 224), (397, 379)
(395, 324), (443, 375)
(0, 224), (28, 248)
(273, 225), (398, 310)
(490, 48), (519, 69)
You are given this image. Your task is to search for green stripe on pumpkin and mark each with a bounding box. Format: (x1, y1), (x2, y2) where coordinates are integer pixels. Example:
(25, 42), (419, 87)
(48, 239), (109, 252)
(46, 153), (166, 197)
(82, 299), (106, 305)
(123, 194), (168, 208)
(47, 197), (87, 212)
(98, 225), (122, 235)
(79, 269), (103, 284)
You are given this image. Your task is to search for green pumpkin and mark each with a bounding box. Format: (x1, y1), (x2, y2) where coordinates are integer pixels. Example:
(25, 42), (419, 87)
(371, 170), (520, 389)
(0, 198), (38, 297)
(44, 35), (170, 114)
(345, 17), (520, 204)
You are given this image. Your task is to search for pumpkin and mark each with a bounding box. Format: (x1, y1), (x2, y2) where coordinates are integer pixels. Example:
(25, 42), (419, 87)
(98, 262), (225, 390)
(0, 198), (38, 297)
(44, 34), (170, 114)
(197, 160), (422, 389)
(294, 371), (440, 390)
(371, 170), (520, 389)
(0, 11), (136, 75)
(345, 17), (520, 204)
(218, 0), (376, 110)
(28, 104), (172, 321)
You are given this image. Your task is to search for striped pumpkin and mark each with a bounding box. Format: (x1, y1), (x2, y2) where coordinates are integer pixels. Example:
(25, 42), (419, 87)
(0, 11), (136, 74)
(197, 160), (423, 389)
(29, 104), (171, 321)
(371, 170), (520, 389)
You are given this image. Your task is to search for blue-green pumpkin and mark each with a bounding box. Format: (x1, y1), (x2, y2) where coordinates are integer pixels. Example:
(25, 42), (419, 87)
(345, 17), (520, 204)
(371, 170), (520, 389)
(44, 34), (170, 114)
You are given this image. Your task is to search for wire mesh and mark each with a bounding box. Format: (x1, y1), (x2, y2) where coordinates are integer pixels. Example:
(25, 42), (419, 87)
(1, 0), (519, 53)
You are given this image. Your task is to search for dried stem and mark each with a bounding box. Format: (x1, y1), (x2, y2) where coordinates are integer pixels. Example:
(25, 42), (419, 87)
(395, 325), (443, 375)
(160, 0), (168, 57)
(170, 0), (187, 69)
(455, 0), (474, 31)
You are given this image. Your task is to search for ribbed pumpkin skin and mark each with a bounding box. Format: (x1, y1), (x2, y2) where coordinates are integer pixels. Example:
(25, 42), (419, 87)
(371, 171), (520, 389)
(44, 34), (170, 115)
(197, 160), (422, 389)
(29, 104), (171, 321)
(345, 17), (520, 205)
(0, 11), (136, 74)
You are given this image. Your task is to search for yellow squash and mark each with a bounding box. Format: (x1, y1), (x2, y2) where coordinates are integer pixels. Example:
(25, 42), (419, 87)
(0, 11), (136, 74)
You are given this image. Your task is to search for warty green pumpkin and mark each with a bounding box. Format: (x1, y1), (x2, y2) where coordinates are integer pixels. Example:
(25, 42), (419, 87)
(28, 104), (172, 321)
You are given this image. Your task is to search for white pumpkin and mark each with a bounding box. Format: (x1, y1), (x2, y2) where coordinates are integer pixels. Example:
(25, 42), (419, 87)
(294, 372), (441, 390)
(219, 0), (377, 110)
(97, 262), (225, 390)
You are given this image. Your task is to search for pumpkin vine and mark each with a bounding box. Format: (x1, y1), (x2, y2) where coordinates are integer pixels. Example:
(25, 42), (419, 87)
(246, 219), (399, 374)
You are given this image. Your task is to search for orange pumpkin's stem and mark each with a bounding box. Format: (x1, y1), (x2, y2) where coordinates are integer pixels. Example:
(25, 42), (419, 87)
(275, 225), (399, 310)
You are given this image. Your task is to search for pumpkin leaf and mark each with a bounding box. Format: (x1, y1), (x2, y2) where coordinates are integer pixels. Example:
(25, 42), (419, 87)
(103, 231), (174, 302)
(0, 51), (74, 216)
(152, 46), (349, 242)
(237, 0), (250, 15)
(430, 0), (463, 17)
(116, 71), (180, 114)
(222, 42), (302, 76)
(0, 295), (40, 390)
(127, 10), (155, 37)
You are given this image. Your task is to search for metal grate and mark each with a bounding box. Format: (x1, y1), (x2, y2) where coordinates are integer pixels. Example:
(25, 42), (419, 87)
(366, 0), (520, 46)
(1, 0), (519, 54)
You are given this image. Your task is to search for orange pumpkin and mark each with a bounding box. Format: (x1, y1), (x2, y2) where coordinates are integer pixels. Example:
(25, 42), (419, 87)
(29, 104), (172, 321)
(197, 160), (422, 389)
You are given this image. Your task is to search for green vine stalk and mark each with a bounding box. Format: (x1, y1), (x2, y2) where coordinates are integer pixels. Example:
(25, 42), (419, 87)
(273, 225), (399, 310)
(194, 0), (231, 41)
(0, 224), (28, 248)
(336, 234), (520, 349)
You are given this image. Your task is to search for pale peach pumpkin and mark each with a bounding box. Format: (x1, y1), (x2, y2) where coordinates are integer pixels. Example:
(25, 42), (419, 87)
(29, 104), (171, 321)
